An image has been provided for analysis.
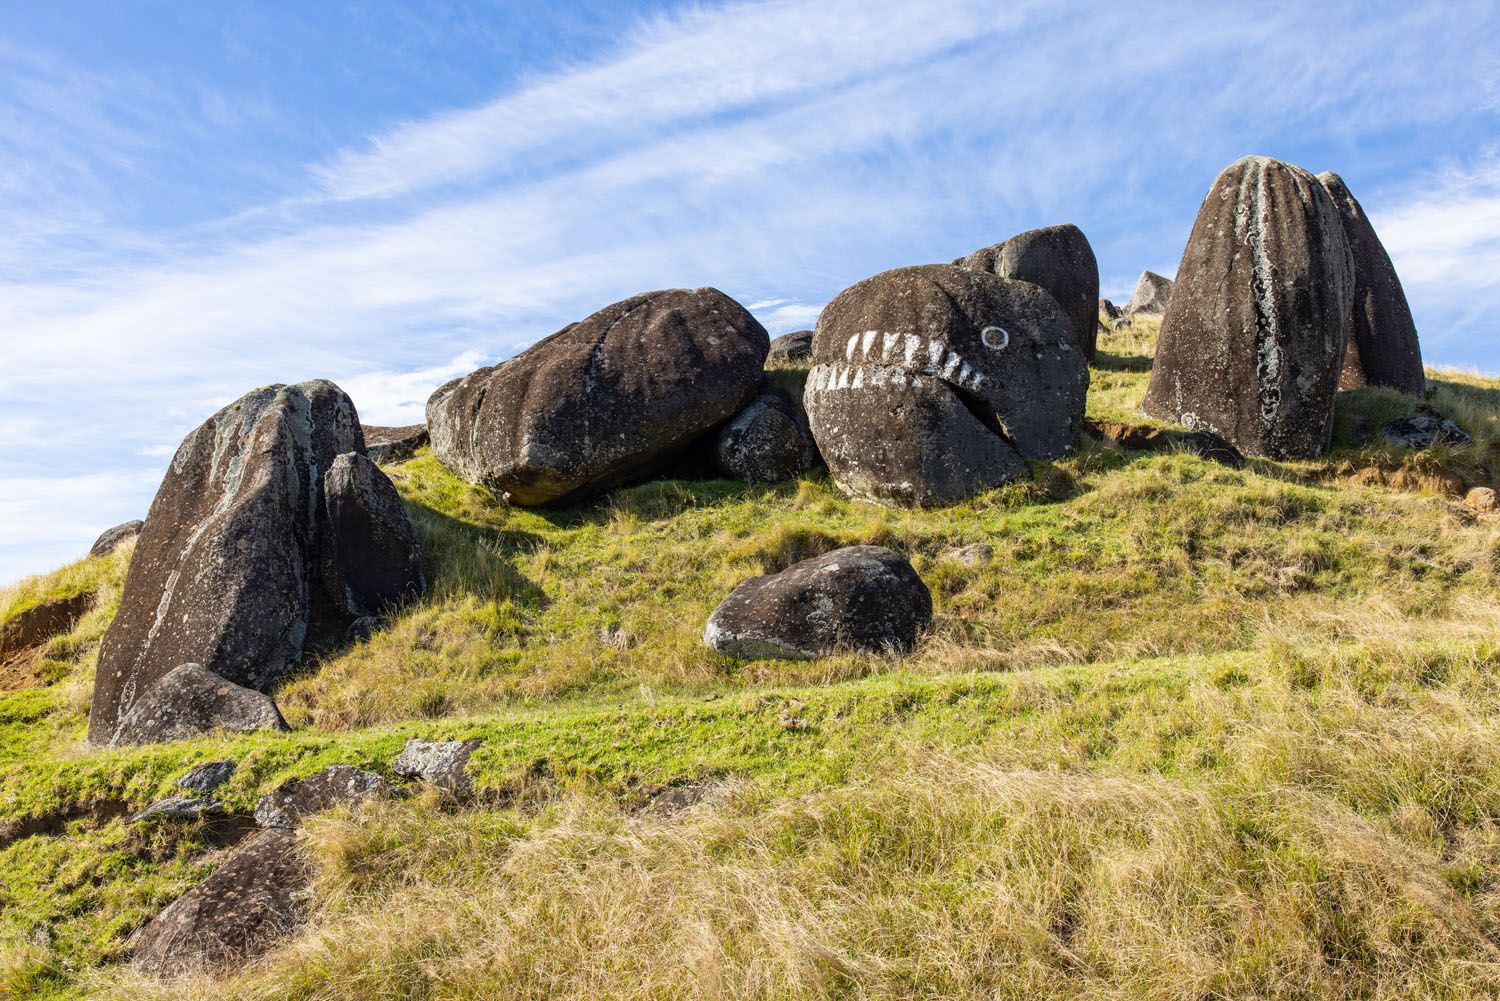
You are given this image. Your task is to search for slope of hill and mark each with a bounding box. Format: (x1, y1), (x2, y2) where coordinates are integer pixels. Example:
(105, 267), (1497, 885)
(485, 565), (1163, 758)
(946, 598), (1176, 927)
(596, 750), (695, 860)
(4, 319), (1500, 999)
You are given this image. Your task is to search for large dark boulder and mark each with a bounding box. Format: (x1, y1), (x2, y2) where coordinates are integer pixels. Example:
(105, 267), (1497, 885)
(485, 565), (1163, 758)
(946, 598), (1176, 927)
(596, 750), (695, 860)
(428, 288), (768, 505)
(705, 545), (932, 659)
(766, 329), (814, 367)
(714, 394), (817, 483)
(1143, 156), (1355, 460)
(804, 264), (1088, 507)
(0, 591), (92, 660)
(362, 424), (429, 464)
(129, 828), (313, 976)
(1123, 271), (1174, 316)
(1317, 172), (1425, 395)
(87, 382), (362, 744)
(320, 452), (425, 618)
(956, 223), (1100, 361)
(111, 663), (288, 746)
(89, 519), (144, 558)
(254, 765), (395, 829)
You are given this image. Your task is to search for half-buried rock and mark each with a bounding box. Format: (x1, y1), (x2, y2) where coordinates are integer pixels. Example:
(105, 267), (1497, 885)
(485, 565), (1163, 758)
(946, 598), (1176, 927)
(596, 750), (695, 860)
(804, 264), (1088, 507)
(320, 452), (425, 618)
(956, 223), (1100, 361)
(112, 663), (288, 747)
(88, 381), (362, 745)
(704, 546), (932, 658)
(766, 329), (814, 367)
(130, 828), (312, 976)
(1317, 171), (1425, 395)
(714, 393), (817, 483)
(428, 288), (768, 505)
(361, 423), (429, 464)
(254, 765), (395, 829)
(1143, 156), (1354, 460)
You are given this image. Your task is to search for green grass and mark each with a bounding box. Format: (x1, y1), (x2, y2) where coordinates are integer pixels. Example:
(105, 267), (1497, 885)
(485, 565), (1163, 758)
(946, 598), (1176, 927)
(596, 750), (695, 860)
(4, 322), (1500, 998)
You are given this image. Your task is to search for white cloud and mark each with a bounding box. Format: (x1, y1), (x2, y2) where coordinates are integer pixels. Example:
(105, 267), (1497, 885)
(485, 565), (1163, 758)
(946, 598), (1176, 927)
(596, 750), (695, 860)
(339, 350), (491, 426)
(0, 470), (160, 584)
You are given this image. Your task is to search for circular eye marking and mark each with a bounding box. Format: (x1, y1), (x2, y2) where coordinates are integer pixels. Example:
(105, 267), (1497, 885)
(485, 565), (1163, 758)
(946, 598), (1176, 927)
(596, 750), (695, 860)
(981, 325), (1010, 351)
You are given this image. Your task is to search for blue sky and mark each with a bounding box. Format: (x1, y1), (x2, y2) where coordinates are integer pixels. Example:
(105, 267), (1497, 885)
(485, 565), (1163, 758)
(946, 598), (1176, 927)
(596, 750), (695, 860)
(2, 0), (1498, 584)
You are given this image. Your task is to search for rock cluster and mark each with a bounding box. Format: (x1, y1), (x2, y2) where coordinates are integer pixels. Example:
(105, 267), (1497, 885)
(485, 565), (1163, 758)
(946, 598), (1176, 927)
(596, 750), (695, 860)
(254, 765), (395, 829)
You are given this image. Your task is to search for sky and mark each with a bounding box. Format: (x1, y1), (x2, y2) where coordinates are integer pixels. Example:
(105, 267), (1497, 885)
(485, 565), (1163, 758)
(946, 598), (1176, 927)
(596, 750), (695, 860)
(1, 0), (1498, 584)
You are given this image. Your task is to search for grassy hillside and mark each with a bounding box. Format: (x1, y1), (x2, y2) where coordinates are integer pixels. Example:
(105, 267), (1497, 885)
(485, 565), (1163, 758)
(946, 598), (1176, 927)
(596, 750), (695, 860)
(4, 318), (1500, 998)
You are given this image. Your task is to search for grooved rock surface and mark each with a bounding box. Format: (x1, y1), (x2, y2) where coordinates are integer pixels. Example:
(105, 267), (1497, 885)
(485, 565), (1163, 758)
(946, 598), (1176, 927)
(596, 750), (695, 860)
(393, 738), (482, 794)
(362, 424), (429, 464)
(704, 545), (932, 659)
(0, 591), (92, 659)
(767, 329), (814, 366)
(428, 288), (768, 506)
(804, 264), (1088, 507)
(254, 765), (394, 829)
(714, 394), (817, 483)
(89, 519), (144, 558)
(1143, 156), (1354, 460)
(1317, 172), (1425, 395)
(129, 828), (313, 976)
(956, 223), (1100, 361)
(320, 452), (425, 618)
(1123, 271), (1174, 316)
(88, 381), (363, 744)
(112, 663), (288, 747)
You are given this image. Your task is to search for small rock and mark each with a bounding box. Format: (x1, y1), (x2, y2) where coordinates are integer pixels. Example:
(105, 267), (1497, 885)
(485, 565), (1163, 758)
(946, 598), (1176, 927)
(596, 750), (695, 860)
(254, 765), (394, 829)
(88, 519), (144, 558)
(1380, 416), (1474, 450)
(1465, 487), (1497, 512)
(1109, 316), (1132, 331)
(362, 424), (429, 464)
(392, 738), (482, 795)
(944, 543), (993, 565)
(112, 664), (288, 747)
(714, 394), (817, 483)
(767, 329), (814, 366)
(129, 828), (313, 976)
(0, 591), (93, 660)
(127, 795), (221, 825)
(705, 545), (932, 659)
(177, 760), (237, 795)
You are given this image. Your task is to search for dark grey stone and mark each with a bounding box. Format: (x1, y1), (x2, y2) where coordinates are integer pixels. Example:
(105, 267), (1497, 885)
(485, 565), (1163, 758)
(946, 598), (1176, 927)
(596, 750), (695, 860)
(127, 795), (222, 825)
(767, 329), (814, 366)
(714, 394), (817, 483)
(1098, 298), (1121, 320)
(345, 615), (388, 644)
(111, 663), (288, 747)
(956, 223), (1101, 361)
(392, 738), (482, 795)
(88, 519), (144, 558)
(254, 765), (394, 829)
(362, 424), (429, 464)
(320, 452), (425, 618)
(1380, 416), (1473, 449)
(177, 760), (237, 795)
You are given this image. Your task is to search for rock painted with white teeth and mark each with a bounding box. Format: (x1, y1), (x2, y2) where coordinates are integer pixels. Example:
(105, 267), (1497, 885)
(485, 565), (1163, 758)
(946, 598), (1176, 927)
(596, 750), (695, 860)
(804, 264), (1088, 507)
(1144, 156), (1355, 460)
(955, 223), (1100, 362)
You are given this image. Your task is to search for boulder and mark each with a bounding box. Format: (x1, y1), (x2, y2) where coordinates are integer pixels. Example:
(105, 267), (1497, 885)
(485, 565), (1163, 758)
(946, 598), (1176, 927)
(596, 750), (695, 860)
(704, 545), (932, 659)
(803, 264), (1088, 507)
(714, 394), (817, 483)
(127, 795), (221, 825)
(1317, 172), (1425, 395)
(89, 519), (144, 558)
(1143, 156), (1355, 460)
(1123, 271), (1174, 316)
(177, 760), (237, 795)
(0, 591), (92, 660)
(1380, 416), (1473, 450)
(428, 288), (768, 506)
(1099, 298), (1121, 321)
(767, 329), (814, 367)
(111, 663), (289, 747)
(392, 738), (482, 795)
(320, 452), (425, 618)
(362, 424), (429, 464)
(956, 223), (1100, 360)
(1085, 418), (1246, 468)
(129, 828), (313, 976)
(88, 381), (363, 744)
(254, 765), (394, 829)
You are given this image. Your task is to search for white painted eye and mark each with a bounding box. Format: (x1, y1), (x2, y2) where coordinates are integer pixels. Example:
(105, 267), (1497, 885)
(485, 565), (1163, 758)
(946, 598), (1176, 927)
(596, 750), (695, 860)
(981, 325), (1010, 351)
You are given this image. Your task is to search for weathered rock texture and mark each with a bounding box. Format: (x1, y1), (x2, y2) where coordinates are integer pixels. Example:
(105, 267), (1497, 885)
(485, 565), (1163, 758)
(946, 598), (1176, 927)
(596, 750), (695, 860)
(112, 663), (288, 746)
(361, 424), (429, 464)
(1099, 298), (1121, 321)
(393, 738), (482, 795)
(177, 760), (237, 795)
(714, 394), (817, 483)
(0, 591), (92, 660)
(130, 828), (312, 976)
(957, 223), (1100, 360)
(1143, 156), (1355, 460)
(1123, 271), (1174, 316)
(766, 330), (814, 367)
(88, 381), (363, 744)
(704, 545), (932, 659)
(428, 288), (768, 505)
(1317, 171), (1425, 395)
(254, 765), (394, 829)
(1380, 416), (1473, 450)
(128, 795), (222, 825)
(320, 452), (425, 618)
(89, 520), (144, 558)
(804, 264), (1088, 507)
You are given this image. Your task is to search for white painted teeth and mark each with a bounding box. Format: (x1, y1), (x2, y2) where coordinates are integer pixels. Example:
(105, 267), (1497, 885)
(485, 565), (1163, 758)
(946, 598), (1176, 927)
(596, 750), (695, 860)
(811, 331), (994, 395)
(903, 334), (922, 364)
(942, 352), (961, 380)
(882, 332), (900, 359)
(860, 330), (877, 357)
(846, 334), (859, 360)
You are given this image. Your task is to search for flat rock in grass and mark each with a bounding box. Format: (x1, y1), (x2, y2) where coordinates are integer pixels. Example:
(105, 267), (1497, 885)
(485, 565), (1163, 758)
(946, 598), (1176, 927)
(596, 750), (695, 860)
(1086, 418), (1246, 468)
(714, 393), (817, 483)
(1123, 270), (1174, 316)
(704, 545), (932, 659)
(112, 664), (288, 747)
(943, 543), (993, 565)
(767, 329), (814, 366)
(0, 591), (92, 660)
(427, 287), (768, 506)
(89, 519), (144, 558)
(128, 795), (221, 825)
(320, 452), (425, 619)
(804, 264), (1088, 507)
(129, 828), (313, 976)
(177, 760), (237, 795)
(255, 765), (395, 829)
(1380, 416), (1473, 450)
(1143, 156), (1354, 460)
(392, 738), (482, 794)
(1317, 172), (1425, 395)
(956, 223), (1101, 361)
(361, 424), (429, 464)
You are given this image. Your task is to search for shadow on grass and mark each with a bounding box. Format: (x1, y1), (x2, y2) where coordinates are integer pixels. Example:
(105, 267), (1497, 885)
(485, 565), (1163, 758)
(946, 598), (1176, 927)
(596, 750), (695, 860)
(1091, 349), (1153, 373)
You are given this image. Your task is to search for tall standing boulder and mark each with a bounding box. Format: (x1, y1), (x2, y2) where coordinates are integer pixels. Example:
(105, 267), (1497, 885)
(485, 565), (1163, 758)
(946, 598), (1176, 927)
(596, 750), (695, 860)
(804, 264), (1088, 507)
(320, 452), (425, 619)
(1123, 271), (1174, 316)
(88, 382), (363, 745)
(956, 223), (1100, 361)
(1317, 171), (1425, 395)
(1143, 156), (1355, 460)
(428, 288), (768, 505)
